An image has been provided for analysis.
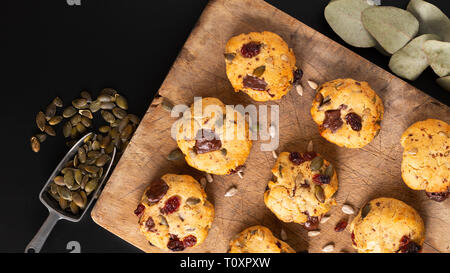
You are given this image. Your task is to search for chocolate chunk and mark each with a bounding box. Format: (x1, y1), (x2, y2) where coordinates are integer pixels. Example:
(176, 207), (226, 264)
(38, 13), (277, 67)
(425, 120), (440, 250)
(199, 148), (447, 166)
(303, 213), (319, 231)
(146, 179), (169, 204)
(398, 236), (421, 253)
(194, 129), (222, 154)
(243, 75), (267, 91)
(145, 217), (156, 232)
(323, 109), (343, 133)
(425, 190), (449, 202)
(289, 152), (305, 165)
(167, 234), (185, 251)
(293, 69), (303, 84)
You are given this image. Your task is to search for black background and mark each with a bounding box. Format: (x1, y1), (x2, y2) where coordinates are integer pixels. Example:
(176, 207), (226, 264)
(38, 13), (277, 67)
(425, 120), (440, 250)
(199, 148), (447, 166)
(1, 0), (449, 253)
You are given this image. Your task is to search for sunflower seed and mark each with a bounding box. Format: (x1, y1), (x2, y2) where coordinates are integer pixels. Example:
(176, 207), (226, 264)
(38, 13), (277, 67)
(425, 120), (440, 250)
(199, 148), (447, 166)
(30, 136), (40, 152)
(224, 185), (237, 197)
(272, 150), (278, 159)
(295, 84), (303, 96)
(307, 80), (318, 90)
(280, 228), (287, 240)
(44, 125), (56, 136)
(36, 111), (46, 131)
(342, 204), (355, 215)
(52, 96), (63, 107)
(237, 171), (244, 179)
(308, 231), (321, 237)
(115, 95), (128, 110)
(199, 177), (207, 188)
(307, 140), (313, 152)
(205, 173), (213, 183)
(320, 215), (330, 224)
(322, 243), (335, 252)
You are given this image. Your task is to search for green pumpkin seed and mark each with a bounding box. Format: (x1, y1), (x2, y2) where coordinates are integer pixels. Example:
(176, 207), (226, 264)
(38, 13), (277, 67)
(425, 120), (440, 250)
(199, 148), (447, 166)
(224, 53), (236, 62)
(30, 136), (40, 153)
(48, 115), (63, 125)
(186, 197), (201, 205)
(76, 123), (87, 134)
(64, 172), (75, 188)
(112, 107), (127, 119)
(221, 148), (227, 156)
(74, 169), (83, 184)
(79, 109), (93, 119)
(70, 114), (81, 126)
(423, 40), (450, 77)
(59, 197), (69, 210)
(324, 164), (334, 177)
(73, 154), (79, 167)
(101, 110), (116, 123)
(98, 125), (110, 134)
(61, 167), (73, 174)
(436, 76), (450, 92)
(120, 124), (133, 140)
(118, 117), (129, 133)
(88, 150), (101, 159)
(96, 154), (110, 167)
(167, 149), (183, 161)
(72, 192), (85, 209)
(50, 183), (58, 195)
(310, 156), (323, 171)
(35, 133), (47, 143)
(85, 179), (99, 194)
(52, 96), (63, 107)
(161, 99), (173, 112)
(84, 165), (99, 174)
(362, 6), (419, 54)
(70, 201), (79, 214)
(58, 186), (72, 201)
(63, 122), (72, 138)
(80, 116), (91, 128)
(36, 111), (46, 131)
(70, 183), (80, 191)
(100, 88), (117, 97)
(314, 185), (325, 203)
(72, 98), (88, 109)
(389, 34), (440, 80)
(110, 127), (119, 139)
(407, 0), (450, 42)
(45, 103), (56, 120)
(80, 91), (92, 102)
(98, 167), (104, 178)
(105, 142), (114, 154)
(89, 100), (102, 113)
(54, 176), (65, 186)
(253, 65), (266, 77)
(63, 106), (77, 118)
(100, 102), (115, 110)
(324, 0), (376, 48)
(81, 175), (89, 190)
(101, 135), (111, 149)
(91, 140), (101, 150)
(44, 125), (56, 136)
(115, 95), (128, 110)
(98, 94), (113, 102)
(78, 147), (86, 164)
(127, 114), (140, 125)
(361, 203), (371, 219)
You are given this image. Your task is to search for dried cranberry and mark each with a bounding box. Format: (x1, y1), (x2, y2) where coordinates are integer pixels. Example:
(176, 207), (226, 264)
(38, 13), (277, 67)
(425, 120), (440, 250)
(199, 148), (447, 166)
(323, 109), (343, 133)
(313, 174), (331, 185)
(194, 129), (222, 154)
(425, 190), (449, 202)
(351, 232), (357, 246)
(145, 217), (156, 232)
(399, 241), (421, 253)
(400, 235), (410, 246)
(302, 152), (317, 161)
(334, 220), (348, 232)
(228, 165), (244, 175)
(146, 180), (169, 204)
(345, 112), (362, 131)
(241, 42), (261, 58)
(293, 69), (303, 84)
(134, 204), (145, 217)
(303, 213), (319, 231)
(243, 75), (267, 91)
(275, 241), (282, 249)
(289, 152), (305, 165)
(160, 196), (181, 215)
(167, 234), (185, 251)
(182, 235), (197, 248)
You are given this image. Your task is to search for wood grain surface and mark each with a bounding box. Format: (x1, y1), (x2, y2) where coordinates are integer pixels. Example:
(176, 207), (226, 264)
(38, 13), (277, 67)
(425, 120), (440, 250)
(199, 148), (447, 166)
(91, 0), (450, 253)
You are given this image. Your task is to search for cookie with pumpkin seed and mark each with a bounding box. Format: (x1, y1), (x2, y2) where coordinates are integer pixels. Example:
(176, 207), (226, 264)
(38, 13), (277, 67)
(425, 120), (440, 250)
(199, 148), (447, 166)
(228, 225), (295, 253)
(310, 78), (384, 148)
(134, 174), (214, 252)
(400, 119), (450, 202)
(263, 151), (338, 230)
(350, 197), (425, 253)
(224, 31), (299, 101)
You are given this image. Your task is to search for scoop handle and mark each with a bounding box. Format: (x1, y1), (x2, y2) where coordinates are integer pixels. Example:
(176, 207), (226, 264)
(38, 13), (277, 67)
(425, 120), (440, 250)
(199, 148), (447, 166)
(25, 210), (61, 253)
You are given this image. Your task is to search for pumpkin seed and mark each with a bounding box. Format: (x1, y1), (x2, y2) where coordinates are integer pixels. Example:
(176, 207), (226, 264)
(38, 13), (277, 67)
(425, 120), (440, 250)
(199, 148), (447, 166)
(112, 107), (127, 119)
(95, 154), (110, 167)
(118, 117), (129, 132)
(253, 65), (266, 77)
(77, 147), (86, 163)
(36, 111), (46, 131)
(436, 76), (450, 92)
(310, 156), (324, 171)
(72, 98), (88, 109)
(87, 150), (101, 159)
(76, 123), (87, 134)
(48, 115), (63, 125)
(35, 133), (47, 143)
(101, 110), (116, 123)
(74, 169), (83, 185)
(224, 53), (235, 62)
(59, 197), (69, 210)
(78, 109), (93, 119)
(64, 172), (75, 188)
(105, 142), (114, 154)
(52, 96), (63, 107)
(81, 116), (92, 127)
(389, 34), (440, 80)
(70, 114), (81, 126)
(161, 99), (173, 112)
(100, 102), (115, 110)
(80, 91), (92, 102)
(54, 176), (65, 186)
(70, 201), (79, 214)
(407, 0), (450, 42)
(307, 140), (313, 152)
(186, 197), (201, 205)
(101, 135), (111, 149)
(98, 94), (113, 102)
(81, 175), (89, 190)
(50, 183), (58, 195)
(100, 88), (117, 97)
(89, 100), (102, 113)
(295, 84), (303, 96)
(272, 150), (278, 159)
(62, 122), (71, 138)
(361, 203), (371, 219)
(324, 0), (376, 48)
(85, 178), (98, 194)
(30, 136), (40, 152)
(307, 80), (318, 90)
(44, 125), (56, 136)
(45, 103), (56, 120)
(115, 95), (128, 110)
(98, 125), (110, 134)
(423, 40), (450, 77)
(58, 186), (72, 201)
(362, 6), (419, 54)
(320, 215), (330, 223)
(167, 149), (183, 161)
(110, 127), (119, 139)
(120, 124), (133, 140)
(315, 185), (325, 203)
(72, 192), (85, 209)
(63, 106), (77, 118)
(127, 114), (140, 125)
(205, 173), (213, 183)
(80, 191), (88, 205)
(280, 228), (287, 240)
(324, 164), (334, 177)
(84, 165), (99, 174)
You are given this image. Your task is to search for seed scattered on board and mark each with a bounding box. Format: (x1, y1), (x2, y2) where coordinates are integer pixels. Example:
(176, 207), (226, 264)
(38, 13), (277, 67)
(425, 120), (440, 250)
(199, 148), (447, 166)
(307, 140), (314, 152)
(307, 80), (318, 90)
(224, 185), (237, 197)
(342, 204), (355, 215)
(272, 150), (278, 159)
(280, 228), (287, 240)
(205, 173), (213, 183)
(322, 243), (335, 252)
(320, 215), (330, 223)
(308, 231), (320, 237)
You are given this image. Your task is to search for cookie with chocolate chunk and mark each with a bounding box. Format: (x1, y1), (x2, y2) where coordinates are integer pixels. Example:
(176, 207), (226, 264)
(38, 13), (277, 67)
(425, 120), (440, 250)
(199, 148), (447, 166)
(228, 225), (295, 253)
(176, 97), (252, 175)
(263, 151), (338, 230)
(225, 31), (299, 101)
(400, 119), (450, 201)
(350, 197), (425, 253)
(310, 78), (384, 148)
(134, 174), (214, 252)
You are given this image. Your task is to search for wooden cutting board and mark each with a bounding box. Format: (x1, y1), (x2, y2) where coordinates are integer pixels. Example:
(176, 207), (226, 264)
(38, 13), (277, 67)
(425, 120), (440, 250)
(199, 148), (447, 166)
(91, 0), (450, 253)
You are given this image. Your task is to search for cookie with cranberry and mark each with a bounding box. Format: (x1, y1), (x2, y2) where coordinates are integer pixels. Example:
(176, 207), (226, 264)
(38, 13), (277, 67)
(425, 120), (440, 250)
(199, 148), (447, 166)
(350, 197), (425, 253)
(134, 174), (214, 252)
(400, 119), (450, 202)
(228, 225), (295, 253)
(263, 151), (338, 230)
(310, 78), (384, 148)
(176, 97), (252, 175)
(225, 31), (299, 101)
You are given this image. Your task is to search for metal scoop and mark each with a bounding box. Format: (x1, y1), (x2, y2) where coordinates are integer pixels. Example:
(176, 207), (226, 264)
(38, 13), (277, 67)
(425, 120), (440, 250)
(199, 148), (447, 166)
(25, 132), (116, 253)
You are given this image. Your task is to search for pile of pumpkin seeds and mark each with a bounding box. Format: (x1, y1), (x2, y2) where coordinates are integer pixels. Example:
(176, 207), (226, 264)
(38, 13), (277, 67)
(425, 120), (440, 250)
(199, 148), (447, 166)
(31, 88), (141, 214)
(324, 0), (450, 90)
